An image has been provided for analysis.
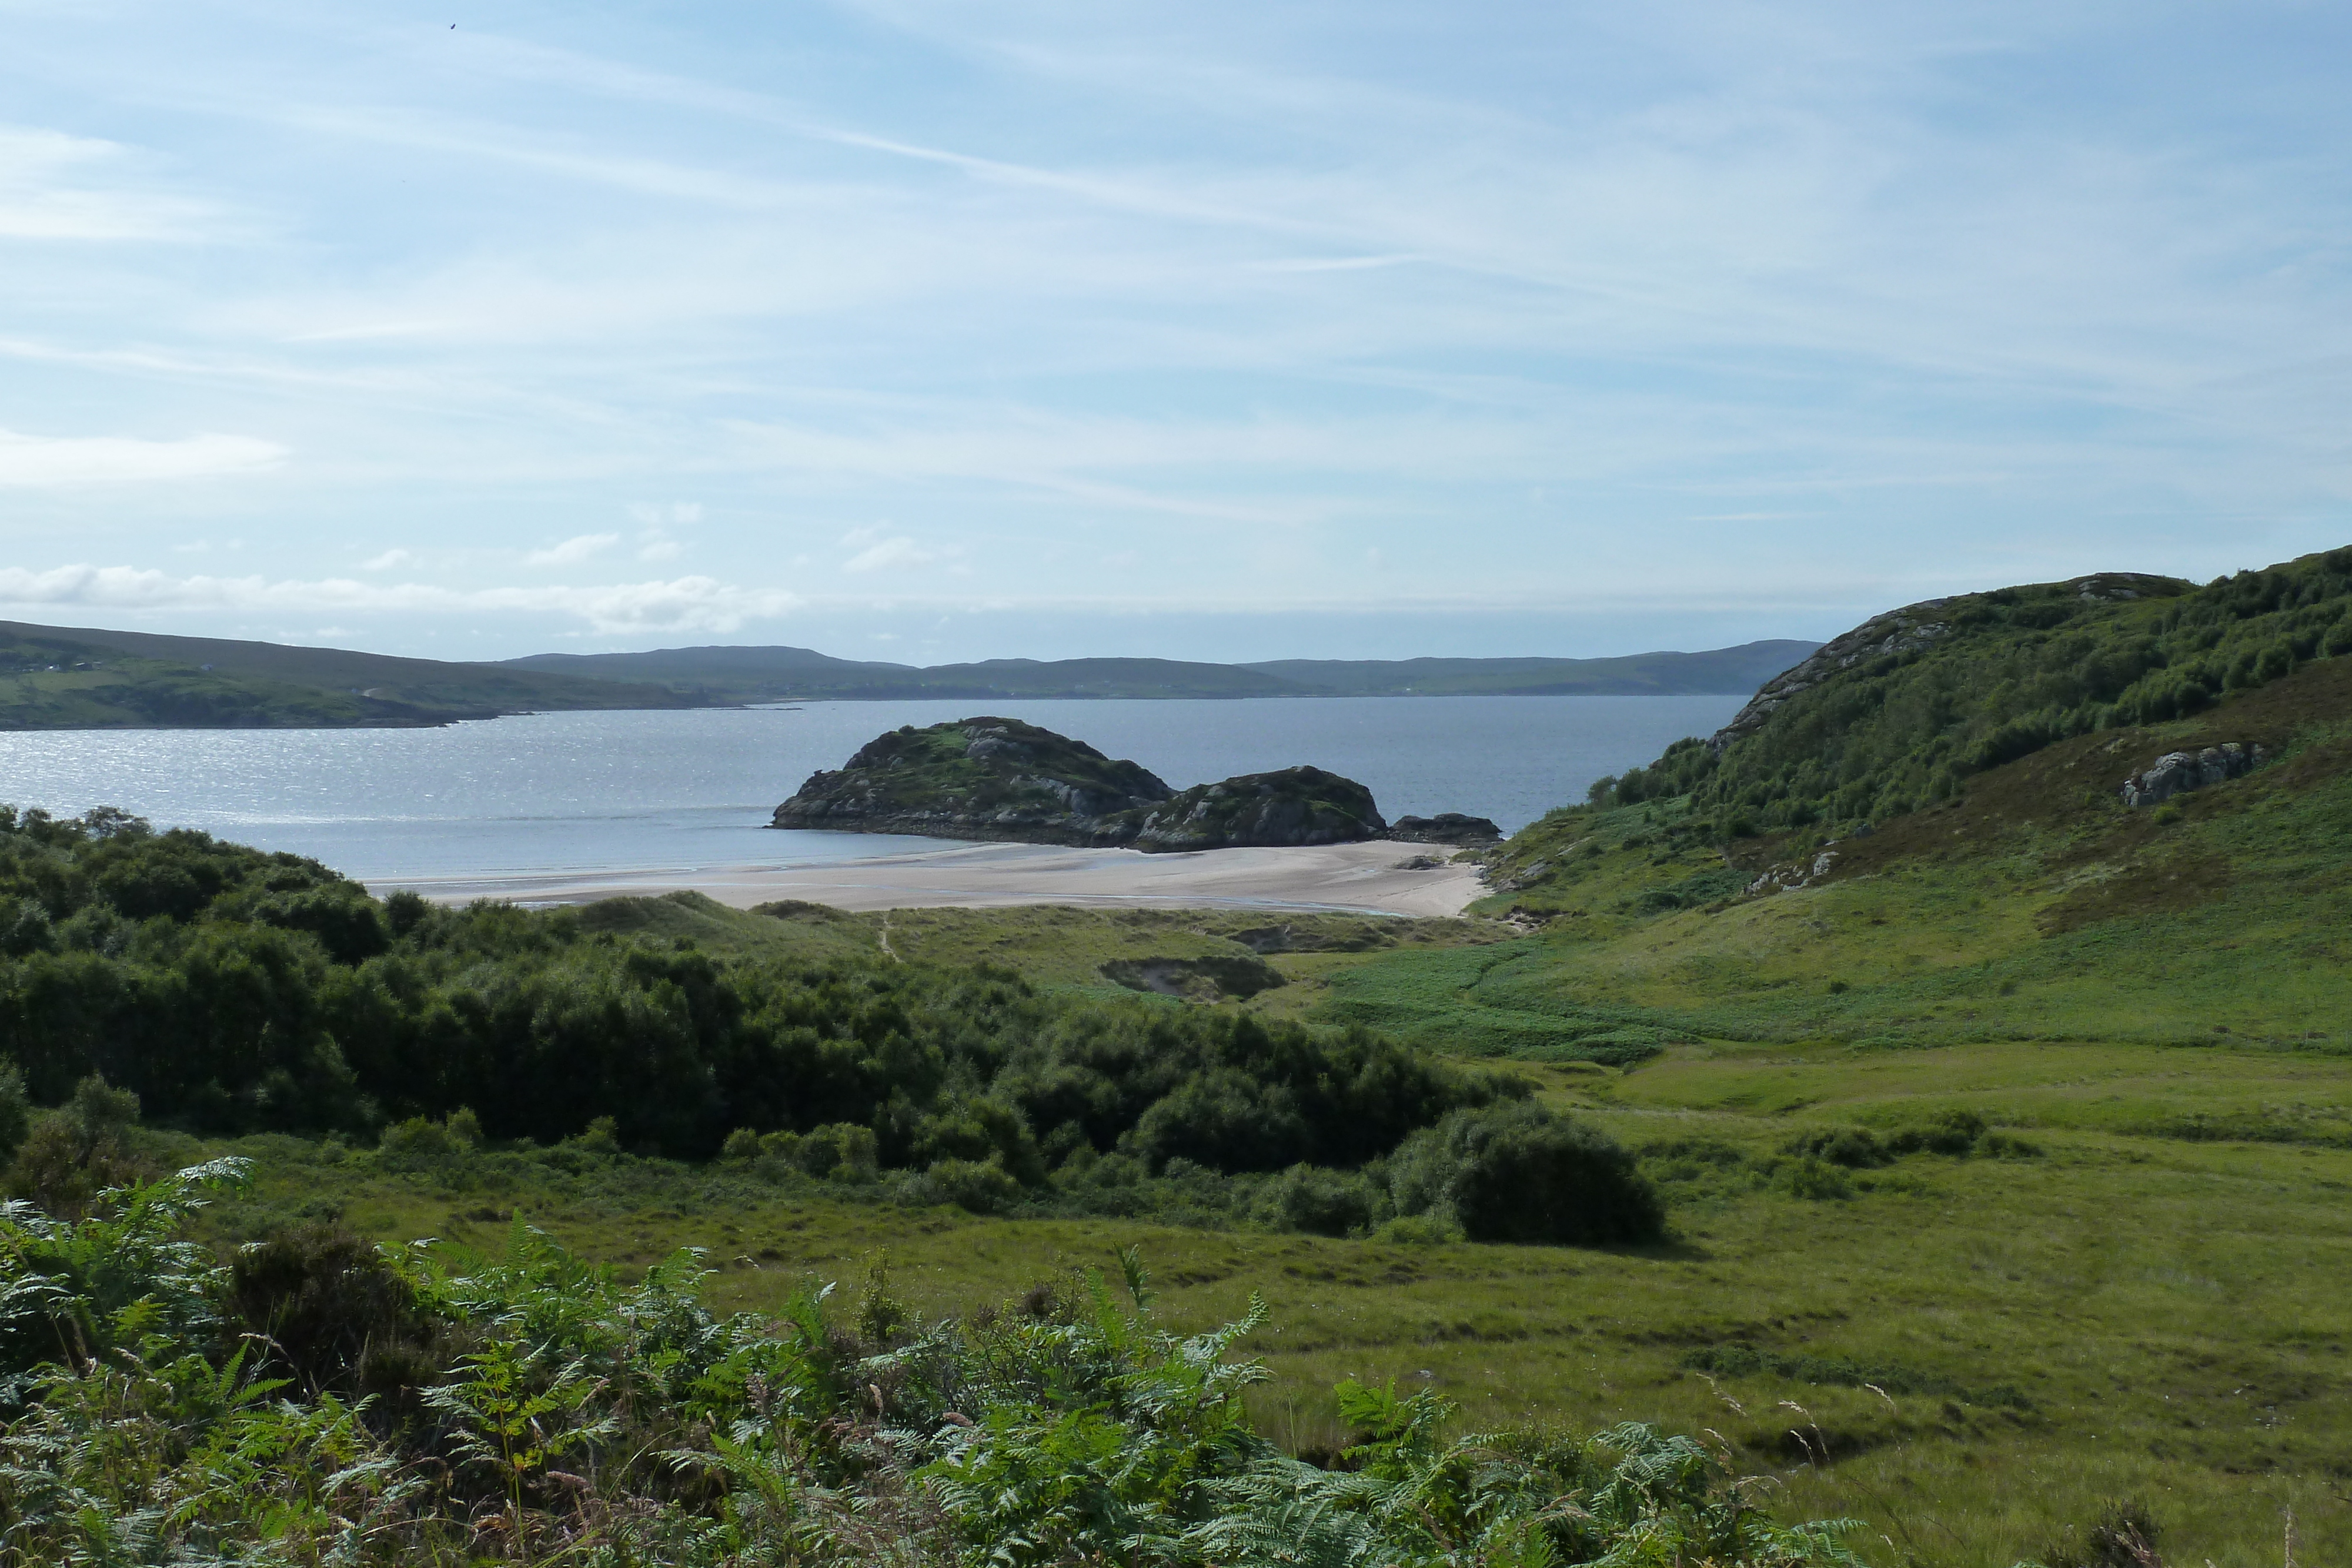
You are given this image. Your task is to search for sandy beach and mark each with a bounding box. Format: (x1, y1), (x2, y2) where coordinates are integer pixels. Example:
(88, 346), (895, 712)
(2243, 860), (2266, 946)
(389, 837), (1489, 918)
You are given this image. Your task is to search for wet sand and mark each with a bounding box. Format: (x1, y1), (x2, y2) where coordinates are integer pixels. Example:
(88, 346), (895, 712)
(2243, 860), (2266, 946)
(388, 838), (1488, 918)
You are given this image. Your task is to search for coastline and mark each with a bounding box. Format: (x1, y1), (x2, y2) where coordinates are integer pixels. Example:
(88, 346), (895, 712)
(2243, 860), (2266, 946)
(379, 837), (1488, 918)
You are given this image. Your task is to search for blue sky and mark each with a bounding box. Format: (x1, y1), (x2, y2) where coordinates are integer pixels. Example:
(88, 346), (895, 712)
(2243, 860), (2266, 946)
(2, 0), (2348, 663)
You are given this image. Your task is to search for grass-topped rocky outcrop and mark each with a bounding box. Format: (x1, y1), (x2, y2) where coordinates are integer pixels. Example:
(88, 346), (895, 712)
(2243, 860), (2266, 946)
(1587, 547), (2352, 837)
(771, 716), (1391, 851)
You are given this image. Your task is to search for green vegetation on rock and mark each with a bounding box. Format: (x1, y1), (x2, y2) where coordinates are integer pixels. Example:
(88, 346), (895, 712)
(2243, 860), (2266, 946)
(773, 716), (1391, 850)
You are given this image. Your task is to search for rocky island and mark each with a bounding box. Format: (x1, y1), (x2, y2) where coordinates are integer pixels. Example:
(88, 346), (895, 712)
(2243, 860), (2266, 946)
(770, 716), (1394, 851)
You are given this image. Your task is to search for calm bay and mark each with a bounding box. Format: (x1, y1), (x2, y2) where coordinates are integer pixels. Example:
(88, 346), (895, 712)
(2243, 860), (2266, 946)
(0, 695), (1743, 888)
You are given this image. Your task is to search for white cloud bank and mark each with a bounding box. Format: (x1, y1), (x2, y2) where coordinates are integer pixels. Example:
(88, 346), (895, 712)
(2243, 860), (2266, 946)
(0, 564), (799, 635)
(0, 429), (286, 486)
(523, 531), (619, 566)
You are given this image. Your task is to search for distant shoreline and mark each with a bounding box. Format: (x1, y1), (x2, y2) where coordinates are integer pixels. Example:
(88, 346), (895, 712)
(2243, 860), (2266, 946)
(4, 617), (1811, 731)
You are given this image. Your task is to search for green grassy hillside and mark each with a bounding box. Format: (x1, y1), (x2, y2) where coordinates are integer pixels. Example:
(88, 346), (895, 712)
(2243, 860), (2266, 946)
(1592, 550), (2352, 835)
(1, 619), (700, 729)
(1429, 631), (2352, 1061)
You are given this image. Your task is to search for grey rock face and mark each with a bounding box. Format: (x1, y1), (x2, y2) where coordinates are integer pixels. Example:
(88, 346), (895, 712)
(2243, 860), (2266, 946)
(2120, 743), (2267, 807)
(1748, 848), (1840, 896)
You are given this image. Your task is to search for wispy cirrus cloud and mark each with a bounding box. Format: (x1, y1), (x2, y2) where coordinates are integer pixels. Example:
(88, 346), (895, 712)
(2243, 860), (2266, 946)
(0, 428), (285, 486)
(838, 523), (941, 574)
(0, 564), (799, 635)
(0, 125), (230, 241)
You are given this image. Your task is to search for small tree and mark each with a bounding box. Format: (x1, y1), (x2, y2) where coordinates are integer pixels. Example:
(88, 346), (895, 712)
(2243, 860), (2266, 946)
(1390, 1102), (1664, 1246)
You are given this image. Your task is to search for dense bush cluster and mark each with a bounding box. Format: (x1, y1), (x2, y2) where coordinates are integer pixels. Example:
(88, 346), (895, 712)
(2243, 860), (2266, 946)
(0, 1162), (1862, 1566)
(1589, 548), (2352, 833)
(1, 808), (1666, 1247)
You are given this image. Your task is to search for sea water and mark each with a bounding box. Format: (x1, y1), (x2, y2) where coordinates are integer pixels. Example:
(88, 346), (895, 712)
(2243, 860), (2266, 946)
(0, 696), (1743, 887)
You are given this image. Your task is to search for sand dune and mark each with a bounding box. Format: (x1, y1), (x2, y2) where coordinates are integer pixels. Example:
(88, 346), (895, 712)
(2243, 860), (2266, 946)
(387, 838), (1487, 918)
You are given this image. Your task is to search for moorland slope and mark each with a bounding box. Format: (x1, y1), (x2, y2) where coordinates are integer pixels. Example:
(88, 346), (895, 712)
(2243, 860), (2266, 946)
(0, 619), (696, 728)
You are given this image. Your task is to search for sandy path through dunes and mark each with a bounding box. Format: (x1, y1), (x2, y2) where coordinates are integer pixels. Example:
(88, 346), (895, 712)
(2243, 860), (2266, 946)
(387, 838), (1488, 918)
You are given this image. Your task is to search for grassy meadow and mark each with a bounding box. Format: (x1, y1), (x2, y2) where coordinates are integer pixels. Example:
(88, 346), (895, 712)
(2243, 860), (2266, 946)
(171, 1028), (2347, 1567)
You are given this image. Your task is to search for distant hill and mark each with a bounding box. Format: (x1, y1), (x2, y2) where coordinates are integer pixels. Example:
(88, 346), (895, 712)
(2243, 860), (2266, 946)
(1238, 643), (1822, 697)
(0, 620), (697, 730)
(499, 640), (1820, 702)
(0, 620), (1822, 730)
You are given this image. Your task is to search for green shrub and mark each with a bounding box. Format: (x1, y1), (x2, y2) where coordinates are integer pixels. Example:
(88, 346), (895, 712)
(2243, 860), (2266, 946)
(1887, 1109), (1987, 1155)
(1786, 1112), (1987, 1169)
(1778, 1156), (1855, 1201)
(1389, 1102), (1665, 1245)
(1371, 1212), (1464, 1246)
(764, 1122), (880, 1181)
(907, 1156), (1024, 1214)
(1250, 1163), (1384, 1237)
(226, 1223), (440, 1396)
(570, 1116), (624, 1155)
(1783, 1127), (1892, 1168)
(377, 1114), (470, 1168)
(5, 1074), (148, 1217)
(0, 1064), (29, 1162)
(2037, 1499), (2163, 1568)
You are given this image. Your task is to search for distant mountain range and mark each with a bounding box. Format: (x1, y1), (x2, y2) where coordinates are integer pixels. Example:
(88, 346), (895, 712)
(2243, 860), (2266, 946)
(0, 618), (1819, 730)
(499, 641), (1822, 703)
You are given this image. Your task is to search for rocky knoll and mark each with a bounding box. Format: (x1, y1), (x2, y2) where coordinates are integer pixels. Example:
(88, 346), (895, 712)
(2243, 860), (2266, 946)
(2120, 742), (2266, 807)
(1127, 765), (1385, 851)
(1706, 598), (1958, 752)
(1705, 572), (2184, 754)
(770, 716), (1391, 852)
